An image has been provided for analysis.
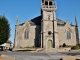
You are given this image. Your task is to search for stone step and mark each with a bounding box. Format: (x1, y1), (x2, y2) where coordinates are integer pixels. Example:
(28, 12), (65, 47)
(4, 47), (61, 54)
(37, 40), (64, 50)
(36, 48), (71, 52)
(37, 48), (59, 52)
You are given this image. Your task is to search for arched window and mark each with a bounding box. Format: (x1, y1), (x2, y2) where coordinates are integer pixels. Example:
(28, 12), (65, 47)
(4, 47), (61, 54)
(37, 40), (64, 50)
(66, 28), (71, 39)
(24, 28), (29, 39)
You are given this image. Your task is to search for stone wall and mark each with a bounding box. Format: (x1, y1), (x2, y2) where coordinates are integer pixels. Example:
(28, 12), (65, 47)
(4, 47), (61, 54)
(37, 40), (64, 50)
(57, 22), (77, 46)
(15, 21), (36, 48)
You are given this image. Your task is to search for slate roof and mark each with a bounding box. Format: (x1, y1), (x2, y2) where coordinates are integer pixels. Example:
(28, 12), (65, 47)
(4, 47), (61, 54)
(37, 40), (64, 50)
(19, 15), (75, 26)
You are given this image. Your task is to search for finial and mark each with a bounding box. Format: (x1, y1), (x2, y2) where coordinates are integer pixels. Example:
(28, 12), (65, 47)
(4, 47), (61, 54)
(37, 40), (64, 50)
(16, 15), (18, 25)
(75, 15), (78, 27)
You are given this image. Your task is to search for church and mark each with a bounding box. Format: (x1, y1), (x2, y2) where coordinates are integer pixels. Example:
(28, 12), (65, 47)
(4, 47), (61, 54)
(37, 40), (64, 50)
(14, 0), (79, 49)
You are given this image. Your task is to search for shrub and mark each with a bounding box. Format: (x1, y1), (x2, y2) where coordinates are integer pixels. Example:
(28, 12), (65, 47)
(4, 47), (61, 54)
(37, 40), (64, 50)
(63, 43), (67, 47)
(71, 45), (80, 50)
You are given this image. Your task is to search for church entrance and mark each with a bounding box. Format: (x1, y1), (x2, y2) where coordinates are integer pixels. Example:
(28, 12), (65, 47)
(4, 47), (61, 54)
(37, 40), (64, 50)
(47, 40), (52, 48)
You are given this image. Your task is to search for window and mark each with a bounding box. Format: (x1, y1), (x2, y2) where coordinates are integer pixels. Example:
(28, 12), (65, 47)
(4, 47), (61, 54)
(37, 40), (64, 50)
(24, 28), (29, 39)
(49, 1), (52, 5)
(66, 28), (71, 39)
(45, 1), (48, 5)
(48, 31), (52, 35)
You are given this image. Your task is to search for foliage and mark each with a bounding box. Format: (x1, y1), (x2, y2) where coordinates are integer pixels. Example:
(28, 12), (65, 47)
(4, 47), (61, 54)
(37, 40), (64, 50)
(0, 16), (10, 44)
(71, 45), (80, 50)
(63, 43), (67, 47)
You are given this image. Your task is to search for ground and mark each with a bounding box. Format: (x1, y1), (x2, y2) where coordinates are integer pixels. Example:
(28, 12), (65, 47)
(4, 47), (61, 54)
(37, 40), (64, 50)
(0, 50), (80, 60)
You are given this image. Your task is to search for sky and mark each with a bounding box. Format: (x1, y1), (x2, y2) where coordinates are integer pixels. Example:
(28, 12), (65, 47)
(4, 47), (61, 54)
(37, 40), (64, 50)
(0, 0), (80, 43)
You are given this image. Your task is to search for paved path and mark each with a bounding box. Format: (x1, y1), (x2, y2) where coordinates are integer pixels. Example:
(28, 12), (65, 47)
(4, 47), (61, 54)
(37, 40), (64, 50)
(1, 51), (80, 60)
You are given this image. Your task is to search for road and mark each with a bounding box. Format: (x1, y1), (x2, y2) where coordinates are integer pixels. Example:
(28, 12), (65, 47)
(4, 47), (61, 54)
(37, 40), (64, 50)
(0, 51), (80, 60)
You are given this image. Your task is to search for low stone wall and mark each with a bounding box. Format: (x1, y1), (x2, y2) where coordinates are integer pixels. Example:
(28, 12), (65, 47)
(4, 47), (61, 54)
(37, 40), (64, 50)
(13, 47), (36, 52)
(58, 47), (71, 52)
(13, 47), (71, 52)
(37, 47), (71, 52)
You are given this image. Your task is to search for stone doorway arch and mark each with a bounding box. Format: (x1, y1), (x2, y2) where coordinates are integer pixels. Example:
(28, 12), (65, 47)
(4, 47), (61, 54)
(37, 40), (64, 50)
(47, 40), (52, 48)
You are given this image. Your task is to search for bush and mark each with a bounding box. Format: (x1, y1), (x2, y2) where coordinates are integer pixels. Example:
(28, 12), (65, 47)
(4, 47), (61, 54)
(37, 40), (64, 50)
(71, 45), (80, 50)
(63, 43), (67, 47)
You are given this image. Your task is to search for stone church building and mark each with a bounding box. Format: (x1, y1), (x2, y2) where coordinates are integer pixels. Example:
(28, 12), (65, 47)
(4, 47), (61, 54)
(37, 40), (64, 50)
(14, 0), (79, 49)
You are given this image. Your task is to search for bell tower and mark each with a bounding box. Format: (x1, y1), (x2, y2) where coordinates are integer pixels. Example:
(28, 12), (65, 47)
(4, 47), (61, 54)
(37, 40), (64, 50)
(41, 0), (59, 48)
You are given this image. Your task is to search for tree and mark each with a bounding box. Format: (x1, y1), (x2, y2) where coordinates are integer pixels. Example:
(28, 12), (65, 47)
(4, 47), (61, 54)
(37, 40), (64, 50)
(0, 15), (10, 45)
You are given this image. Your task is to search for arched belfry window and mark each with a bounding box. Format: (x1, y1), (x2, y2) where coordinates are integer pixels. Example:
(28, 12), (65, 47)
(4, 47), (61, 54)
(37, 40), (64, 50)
(66, 28), (71, 39)
(24, 28), (29, 39)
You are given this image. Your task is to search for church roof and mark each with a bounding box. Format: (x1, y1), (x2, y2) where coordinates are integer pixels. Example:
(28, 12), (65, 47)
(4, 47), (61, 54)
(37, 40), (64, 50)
(19, 15), (75, 26)
(30, 15), (42, 26)
(29, 15), (66, 26)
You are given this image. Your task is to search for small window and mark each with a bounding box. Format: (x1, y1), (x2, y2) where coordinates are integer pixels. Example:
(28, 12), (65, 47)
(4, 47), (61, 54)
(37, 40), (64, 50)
(48, 31), (52, 35)
(24, 28), (29, 39)
(49, 1), (52, 5)
(45, 1), (48, 5)
(66, 28), (71, 39)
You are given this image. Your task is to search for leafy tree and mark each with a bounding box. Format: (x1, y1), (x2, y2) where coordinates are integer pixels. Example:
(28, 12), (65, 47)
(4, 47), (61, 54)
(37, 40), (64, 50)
(0, 15), (10, 45)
